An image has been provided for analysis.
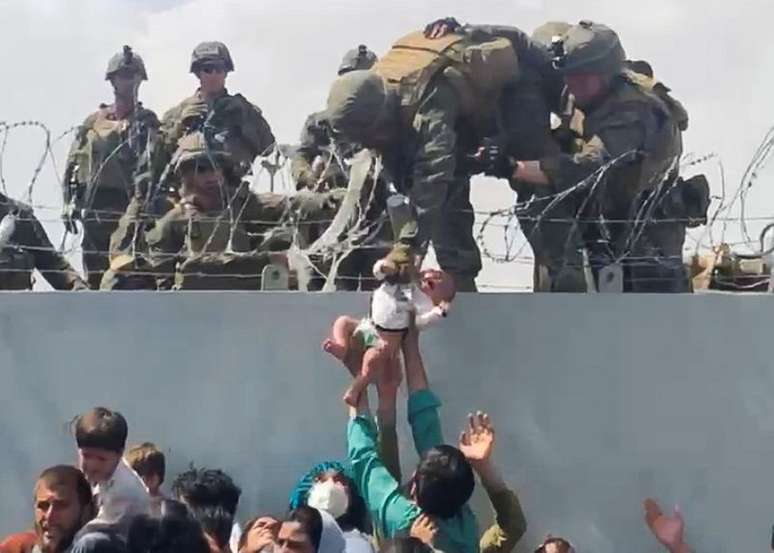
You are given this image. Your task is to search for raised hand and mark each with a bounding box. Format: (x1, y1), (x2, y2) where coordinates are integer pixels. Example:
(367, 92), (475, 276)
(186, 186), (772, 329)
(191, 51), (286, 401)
(643, 498), (686, 552)
(458, 411), (495, 465)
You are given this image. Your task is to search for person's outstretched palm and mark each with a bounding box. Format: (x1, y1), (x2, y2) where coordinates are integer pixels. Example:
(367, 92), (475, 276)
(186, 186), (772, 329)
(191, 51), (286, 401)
(644, 498), (684, 551)
(458, 411), (495, 464)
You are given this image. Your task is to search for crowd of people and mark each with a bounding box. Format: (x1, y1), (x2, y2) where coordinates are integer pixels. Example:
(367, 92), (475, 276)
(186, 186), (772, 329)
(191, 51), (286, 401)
(0, 327), (691, 553)
(0, 17), (712, 293)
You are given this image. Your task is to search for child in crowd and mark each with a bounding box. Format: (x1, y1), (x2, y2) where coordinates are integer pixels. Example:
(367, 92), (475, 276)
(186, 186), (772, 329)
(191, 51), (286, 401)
(323, 244), (456, 405)
(73, 407), (150, 536)
(124, 442), (166, 516)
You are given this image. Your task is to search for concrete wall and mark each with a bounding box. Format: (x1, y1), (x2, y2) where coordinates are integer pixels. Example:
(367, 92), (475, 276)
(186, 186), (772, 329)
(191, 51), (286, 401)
(2, 292), (773, 553)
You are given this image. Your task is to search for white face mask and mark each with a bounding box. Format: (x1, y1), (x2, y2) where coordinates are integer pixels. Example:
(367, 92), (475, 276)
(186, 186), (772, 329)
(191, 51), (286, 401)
(307, 479), (350, 520)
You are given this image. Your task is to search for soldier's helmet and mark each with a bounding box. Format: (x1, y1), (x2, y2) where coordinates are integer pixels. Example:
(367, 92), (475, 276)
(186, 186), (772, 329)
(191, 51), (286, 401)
(105, 45), (148, 81)
(554, 21), (626, 76)
(338, 45), (378, 75)
(172, 132), (232, 174)
(531, 21), (571, 49)
(190, 41), (235, 73)
(326, 70), (391, 144)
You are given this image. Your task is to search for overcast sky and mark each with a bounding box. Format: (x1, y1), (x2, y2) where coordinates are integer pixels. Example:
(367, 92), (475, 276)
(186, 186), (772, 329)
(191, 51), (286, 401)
(1, 0), (772, 290)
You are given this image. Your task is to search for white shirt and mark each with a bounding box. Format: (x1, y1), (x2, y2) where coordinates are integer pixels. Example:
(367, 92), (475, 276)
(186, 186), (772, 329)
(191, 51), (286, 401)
(370, 261), (446, 331)
(89, 458), (150, 537)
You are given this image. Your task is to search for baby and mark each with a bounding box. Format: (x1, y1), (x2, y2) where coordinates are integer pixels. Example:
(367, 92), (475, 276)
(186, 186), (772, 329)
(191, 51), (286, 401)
(323, 245), (456, 405)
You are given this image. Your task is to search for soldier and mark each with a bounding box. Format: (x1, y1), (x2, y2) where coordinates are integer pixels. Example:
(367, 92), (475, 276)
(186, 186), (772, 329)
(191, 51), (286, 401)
(325, 30), (522, 292)
(142, 133), (340, 290)
(63, 46), (159, 289)
(160, 41), (275, 185)
(484, 21), (691, 292)
(291, 45), (378, 191)
(0, 193), (87, 290)
(290, 45), (389, 291)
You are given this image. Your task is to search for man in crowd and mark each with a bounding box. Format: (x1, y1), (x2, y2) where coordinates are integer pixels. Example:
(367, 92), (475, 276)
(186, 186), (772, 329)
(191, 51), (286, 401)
(0, 192), (87, 290)
(62, 46), (160, 288)
(346, 323), (481, 553)
(0, 466), (125, 553)
(73, 408), (150, 536)
(171, 467), (242, 553)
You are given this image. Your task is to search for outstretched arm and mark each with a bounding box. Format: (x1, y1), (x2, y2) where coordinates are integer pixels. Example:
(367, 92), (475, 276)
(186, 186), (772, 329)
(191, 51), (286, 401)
(347, 363), (420, 538)
(402, 324), (444, 455)
(643, 498), (691, 553)
(460, 412), (527, 553)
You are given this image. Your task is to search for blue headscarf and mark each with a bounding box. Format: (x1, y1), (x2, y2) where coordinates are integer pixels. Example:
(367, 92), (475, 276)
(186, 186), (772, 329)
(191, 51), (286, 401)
(288, 461), (355, 510)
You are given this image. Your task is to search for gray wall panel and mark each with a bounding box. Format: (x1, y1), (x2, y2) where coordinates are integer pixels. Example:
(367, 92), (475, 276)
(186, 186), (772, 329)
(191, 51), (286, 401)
(1, 292), (772, 553)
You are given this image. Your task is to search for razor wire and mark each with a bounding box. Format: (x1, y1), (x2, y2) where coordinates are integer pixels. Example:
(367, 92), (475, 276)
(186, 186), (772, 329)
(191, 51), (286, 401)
(0, 116), (773, 291)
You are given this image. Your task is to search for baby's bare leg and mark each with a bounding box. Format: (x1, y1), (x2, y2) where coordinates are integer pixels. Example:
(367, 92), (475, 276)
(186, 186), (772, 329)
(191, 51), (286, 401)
(323, 316), (359, 361)
(343, 332), (402, 406)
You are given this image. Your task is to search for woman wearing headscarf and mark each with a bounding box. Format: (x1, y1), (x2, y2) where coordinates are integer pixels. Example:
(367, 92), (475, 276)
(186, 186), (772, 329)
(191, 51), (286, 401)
(288, 462), (375, 553)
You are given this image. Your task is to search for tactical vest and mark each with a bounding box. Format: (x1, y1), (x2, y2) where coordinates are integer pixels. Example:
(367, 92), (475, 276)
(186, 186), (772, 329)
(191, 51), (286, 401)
(588, 75), (684, 212)
(373, 31), (519, 132)
(70, 108), (138, 197)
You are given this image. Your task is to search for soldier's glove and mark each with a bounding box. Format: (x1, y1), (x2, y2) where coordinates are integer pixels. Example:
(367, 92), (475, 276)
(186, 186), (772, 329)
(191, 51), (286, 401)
(424, 17), (462, 39)
(470, 138), (514, 179)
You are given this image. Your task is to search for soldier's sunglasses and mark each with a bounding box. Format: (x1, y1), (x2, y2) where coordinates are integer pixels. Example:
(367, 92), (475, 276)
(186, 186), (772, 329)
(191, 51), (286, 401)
(200, 64), (226, 74)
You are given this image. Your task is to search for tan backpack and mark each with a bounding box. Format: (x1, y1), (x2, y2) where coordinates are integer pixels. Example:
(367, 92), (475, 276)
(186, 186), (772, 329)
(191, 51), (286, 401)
(373, 31), (520, 131)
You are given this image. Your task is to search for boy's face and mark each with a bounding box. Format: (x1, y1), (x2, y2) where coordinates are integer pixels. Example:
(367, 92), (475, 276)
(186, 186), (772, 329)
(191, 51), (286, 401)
(78, 447), (121, 485)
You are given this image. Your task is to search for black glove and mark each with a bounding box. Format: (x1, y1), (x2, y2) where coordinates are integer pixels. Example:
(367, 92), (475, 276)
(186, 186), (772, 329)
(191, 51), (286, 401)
(469, 138), (514, 179)
(424, 17), (462, 39)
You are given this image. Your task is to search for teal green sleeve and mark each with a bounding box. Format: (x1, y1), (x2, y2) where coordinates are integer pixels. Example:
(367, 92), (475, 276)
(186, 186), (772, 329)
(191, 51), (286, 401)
(348, 416), (421, 537)
(408, 389), (444, 456)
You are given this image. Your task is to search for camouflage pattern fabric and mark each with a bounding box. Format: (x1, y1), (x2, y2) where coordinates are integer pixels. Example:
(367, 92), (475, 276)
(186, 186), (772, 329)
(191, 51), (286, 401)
(540, 73), (687, 292)
(64, 103), (161, 289)
(160, 89), (275, 181)
(0, 194), (87, 290)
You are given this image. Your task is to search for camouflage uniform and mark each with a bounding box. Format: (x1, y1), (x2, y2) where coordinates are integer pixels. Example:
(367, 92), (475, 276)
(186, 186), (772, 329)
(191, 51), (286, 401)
(541, 21), (689, 292)
(327, 31), (526, 291)
(0, 193), (87, 290)
(160, 42), (275, 183)
(468, 22), (587, 291)
(136, 133), (340, 290)
(290, 46), (389, 291)
(63, 47), (159, 289)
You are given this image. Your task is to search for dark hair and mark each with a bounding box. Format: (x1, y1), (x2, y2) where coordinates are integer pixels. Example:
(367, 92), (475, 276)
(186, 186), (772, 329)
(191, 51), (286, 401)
(171, 467), (242, 548)
(127, 500), (210, 553)
(286, 506), (323, 552)
(36, 465), (92, 508)
(380, 538), (434, 553)
(125, 443), (166, 484)
(74, 407), (128, 453)
(414, 445), (474, 519)
(171, 467), (241, 514)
